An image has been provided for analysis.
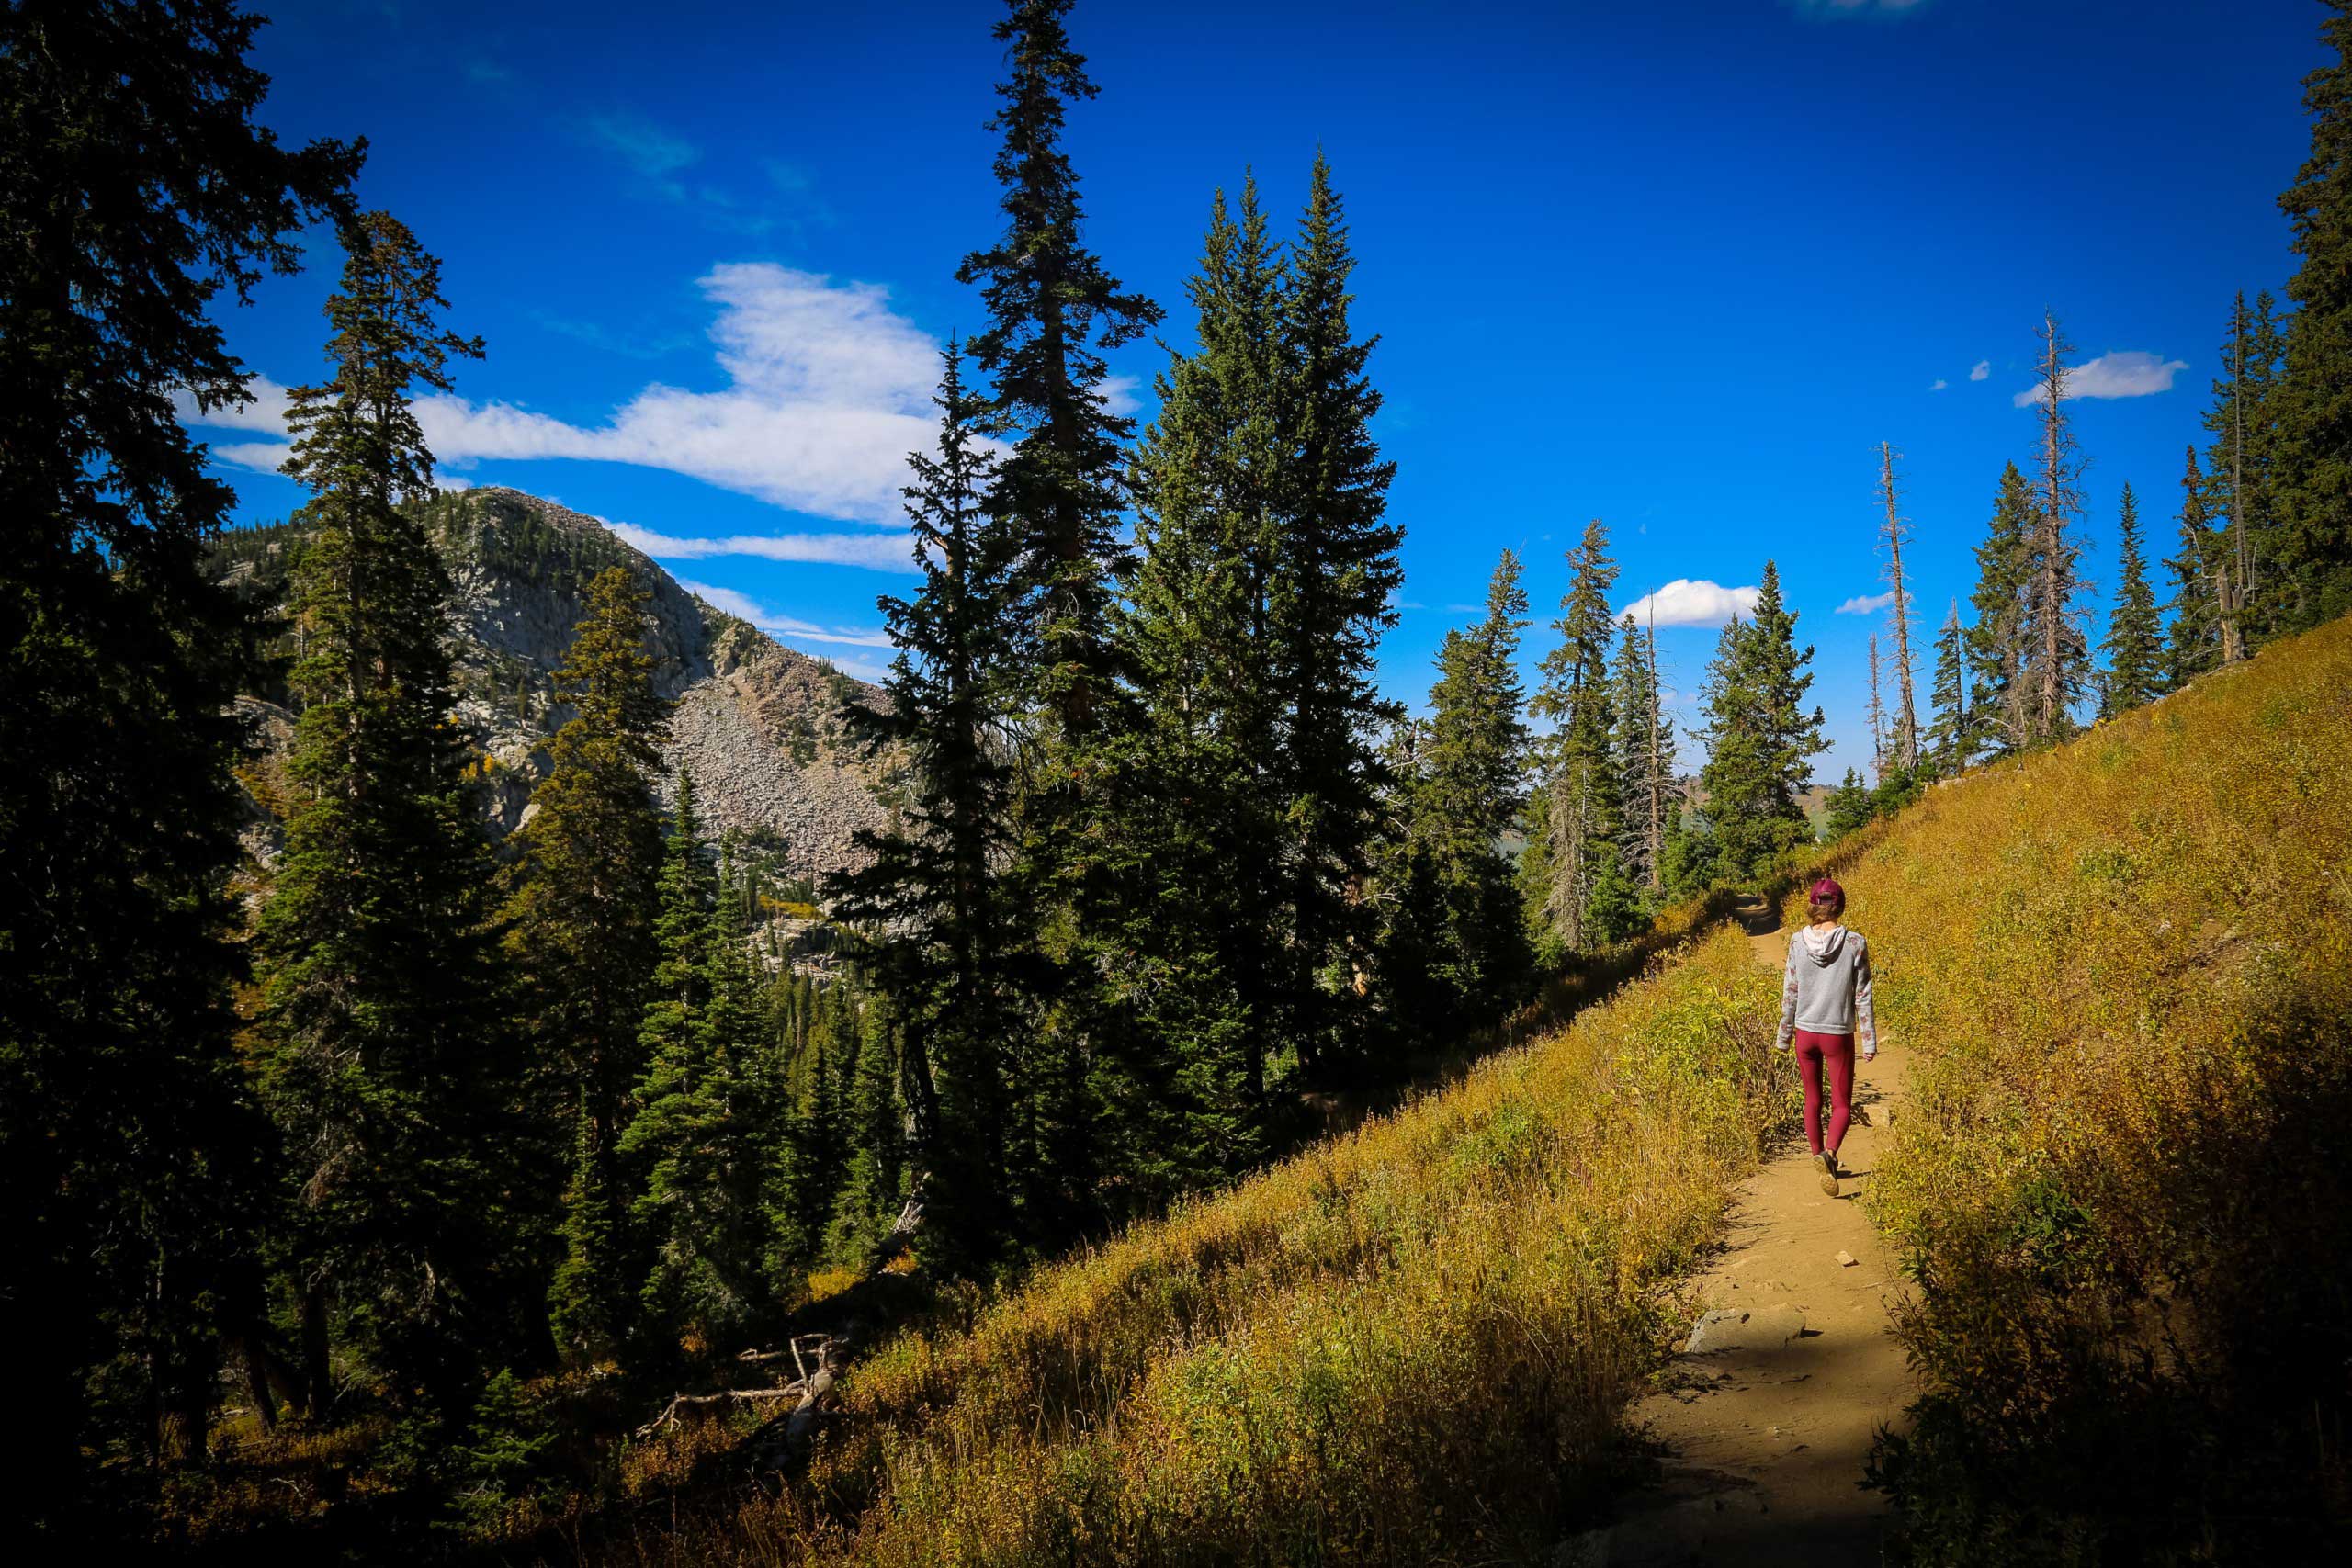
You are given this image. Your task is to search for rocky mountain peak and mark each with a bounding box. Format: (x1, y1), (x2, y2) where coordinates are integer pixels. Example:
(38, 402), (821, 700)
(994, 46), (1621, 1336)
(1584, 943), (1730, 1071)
(217, 485), (896, 884)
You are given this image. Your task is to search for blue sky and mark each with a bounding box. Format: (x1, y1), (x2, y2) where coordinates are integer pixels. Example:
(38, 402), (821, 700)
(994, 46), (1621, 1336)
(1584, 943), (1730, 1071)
(188, 0), (2324, 779)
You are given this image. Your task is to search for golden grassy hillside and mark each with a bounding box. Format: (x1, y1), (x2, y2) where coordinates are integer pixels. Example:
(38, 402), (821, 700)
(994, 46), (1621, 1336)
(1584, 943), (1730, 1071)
(1822, 615), (2352, 1562)
(590, 921), (1804, 1564)
(592, 615), (2350, 1567)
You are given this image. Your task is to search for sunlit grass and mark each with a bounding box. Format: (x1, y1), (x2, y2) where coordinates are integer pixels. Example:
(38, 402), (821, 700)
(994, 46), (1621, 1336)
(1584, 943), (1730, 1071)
(1837, 616), (2352, 1561)
(588, 921), (1801, 1563)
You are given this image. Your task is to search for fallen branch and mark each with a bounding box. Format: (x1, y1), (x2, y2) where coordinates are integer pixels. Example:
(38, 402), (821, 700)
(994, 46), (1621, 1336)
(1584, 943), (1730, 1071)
(635, 1384), (806, 1438)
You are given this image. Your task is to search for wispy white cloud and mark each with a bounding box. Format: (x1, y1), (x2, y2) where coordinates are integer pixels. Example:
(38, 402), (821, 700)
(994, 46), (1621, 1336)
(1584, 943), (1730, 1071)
(612, 522), (918, 574)
(1928, 378), (1949, 391)
(674, 579), (896, 647)
(1969, 359), (1991, 381)
(1837, 590), (1897, 615)
(1616, 579), (1761, 628)
(179, 265), (957, 533)
(577, 112), (795, 235)
(2013, 349), (2189, 408)
(583, 111), (698, 182)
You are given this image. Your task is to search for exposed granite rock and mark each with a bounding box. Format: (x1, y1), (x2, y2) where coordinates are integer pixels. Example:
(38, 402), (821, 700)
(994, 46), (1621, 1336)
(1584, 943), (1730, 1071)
(218, 485), (893, 885)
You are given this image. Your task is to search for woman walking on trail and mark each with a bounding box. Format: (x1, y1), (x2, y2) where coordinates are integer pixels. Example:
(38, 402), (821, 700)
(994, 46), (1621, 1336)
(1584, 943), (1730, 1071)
(1775, 877), (1877, 1197)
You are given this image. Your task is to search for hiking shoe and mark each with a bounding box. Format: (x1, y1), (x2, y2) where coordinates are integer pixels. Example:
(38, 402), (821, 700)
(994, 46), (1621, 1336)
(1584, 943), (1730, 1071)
(1816, 1151), (1839, 1198)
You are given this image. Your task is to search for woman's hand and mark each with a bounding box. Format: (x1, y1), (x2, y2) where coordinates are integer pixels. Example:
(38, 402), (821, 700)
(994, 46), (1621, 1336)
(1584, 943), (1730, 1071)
(1862, 1046), (1878, 1062)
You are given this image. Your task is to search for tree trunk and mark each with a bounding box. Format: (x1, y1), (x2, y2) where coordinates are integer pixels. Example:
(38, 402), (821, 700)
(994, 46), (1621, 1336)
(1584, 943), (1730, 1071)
(298, 1280), (333, 1421)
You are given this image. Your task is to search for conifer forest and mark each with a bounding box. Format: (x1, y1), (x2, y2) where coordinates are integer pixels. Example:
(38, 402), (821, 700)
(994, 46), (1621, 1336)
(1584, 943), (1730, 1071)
(6, 1), (2352, 1562)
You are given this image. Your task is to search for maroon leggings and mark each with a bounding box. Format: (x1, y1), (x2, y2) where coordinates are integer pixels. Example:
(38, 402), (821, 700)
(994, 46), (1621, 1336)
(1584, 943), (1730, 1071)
(1792, 1030), (1855, 1156)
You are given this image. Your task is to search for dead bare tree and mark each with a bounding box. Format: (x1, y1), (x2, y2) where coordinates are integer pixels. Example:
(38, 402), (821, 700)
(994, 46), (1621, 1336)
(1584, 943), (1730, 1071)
(1876, 440), (1920, 769)
(1645, 601), (1664, 891)
(2026, 311), (2092, 742)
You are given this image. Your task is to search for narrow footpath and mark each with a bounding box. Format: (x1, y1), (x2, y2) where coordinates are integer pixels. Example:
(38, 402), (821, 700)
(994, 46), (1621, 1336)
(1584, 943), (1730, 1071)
(1569, 895), (1917, 1567)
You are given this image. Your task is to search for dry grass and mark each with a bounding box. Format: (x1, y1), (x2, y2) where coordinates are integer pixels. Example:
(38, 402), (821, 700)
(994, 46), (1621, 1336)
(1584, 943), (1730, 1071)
(580, 921), (1801, 1564)
(1824, 616), (2352, 1562)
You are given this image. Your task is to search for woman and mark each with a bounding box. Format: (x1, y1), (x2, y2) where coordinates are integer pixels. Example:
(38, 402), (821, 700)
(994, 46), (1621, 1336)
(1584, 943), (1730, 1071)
(1775, 876), (1877, 1197)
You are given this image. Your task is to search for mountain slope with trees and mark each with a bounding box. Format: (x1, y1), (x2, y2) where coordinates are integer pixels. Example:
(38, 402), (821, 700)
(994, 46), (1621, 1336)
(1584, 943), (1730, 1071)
(215, 485), (893, 881)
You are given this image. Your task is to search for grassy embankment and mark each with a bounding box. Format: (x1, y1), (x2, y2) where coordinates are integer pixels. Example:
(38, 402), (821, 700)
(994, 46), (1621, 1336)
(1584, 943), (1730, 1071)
(1824, 615), (2352, 1562)
(583, 615), (2350, 1565)
(578, 901), (1826, 1563)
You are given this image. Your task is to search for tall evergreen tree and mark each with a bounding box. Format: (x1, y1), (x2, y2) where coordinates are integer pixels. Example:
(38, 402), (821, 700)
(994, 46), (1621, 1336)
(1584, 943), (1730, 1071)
(2165, 446), (2226, 689)
(1126, 177), (1286, 1126)
(1379, 554), (1533, 1035)
(1926, 600), (1970, 773)
(2021, 311), (2093, 745)
(1611, 613), (1671, 896)
(956, 0), (1161, 1257)
(506, 567), (671, 1361)
(0, 0), (357, 1498)
(1968, 462), (2036, 757)
(958, 0), (1160, 742)
(624, 834), (774, 1351)
(1273, 153), (1404, 1071)
(250, 211), (514, 1414)
(828, 346), (1016, 1269)
(1699, 563), (1825, 883)
(2201, 291), (2287, 650)
(1531, 520), (1619, 952)
(2273, 1), (2352, 631)
(831, 991), (908, 1264)
(2101, 483), (2164, 716)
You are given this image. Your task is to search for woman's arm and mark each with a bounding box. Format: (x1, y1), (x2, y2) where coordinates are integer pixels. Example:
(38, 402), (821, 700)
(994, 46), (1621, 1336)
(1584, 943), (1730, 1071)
(1776, 935), (1800, 1051)
(1854, 939), (1878, 1059)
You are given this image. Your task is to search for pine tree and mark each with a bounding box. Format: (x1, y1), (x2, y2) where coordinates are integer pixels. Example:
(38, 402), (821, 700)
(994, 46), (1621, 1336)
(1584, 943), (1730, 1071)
(2165, 446), (2226, 689)
(778, 979), (853, 1274)
(1926, 600), (1970, 773)
(1749, 562), (1829, 837)
(1125, 177), (1286, 1129)
(251, 211), (514, 1414)
(831, 990), (908, 1263)
(1610, 613), (1671, 896)
(1532, 520), (1619, 952)
(2201, 291), (2288, 651)
(2102, 482), (2164, 716)
(2022, 311), (2093, 745)
(1700, 563), (1826, 884)
(2273, 2), (2352, 632)
(1876, 441), (1921, 769)
(1968, 463), (2036, 757)
(1273, 153), (1404, 1072)
(827, 346), (1016, 1269)
(959, 0), (1160, 740)
(1382, 553), (1533, 1034)
(1824, 768), (1875, 841)
(624, 828), (773, 1352)
(956, 0), (1161, 1257)
(0, 0), (357, 1495)
(507, 567), (671, 1361)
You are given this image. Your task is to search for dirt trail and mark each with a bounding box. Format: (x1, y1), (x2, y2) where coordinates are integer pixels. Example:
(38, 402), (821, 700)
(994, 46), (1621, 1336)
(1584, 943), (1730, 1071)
(1568, 895), (1916, 1566)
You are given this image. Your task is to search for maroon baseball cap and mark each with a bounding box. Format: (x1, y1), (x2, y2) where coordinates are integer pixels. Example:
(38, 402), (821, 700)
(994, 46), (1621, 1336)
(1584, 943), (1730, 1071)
(1811, 877), (1845, 903)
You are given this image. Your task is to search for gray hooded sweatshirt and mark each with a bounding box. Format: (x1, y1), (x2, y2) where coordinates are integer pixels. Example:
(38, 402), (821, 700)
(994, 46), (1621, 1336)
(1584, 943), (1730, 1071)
(1775, 924), (1878, 1053)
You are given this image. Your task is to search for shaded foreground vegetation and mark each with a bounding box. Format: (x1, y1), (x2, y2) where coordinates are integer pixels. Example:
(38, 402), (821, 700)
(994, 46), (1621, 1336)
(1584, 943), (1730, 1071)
(1851, 613), (2352, 1562)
